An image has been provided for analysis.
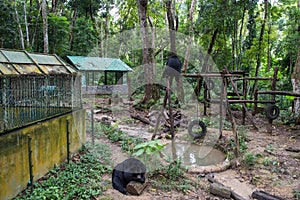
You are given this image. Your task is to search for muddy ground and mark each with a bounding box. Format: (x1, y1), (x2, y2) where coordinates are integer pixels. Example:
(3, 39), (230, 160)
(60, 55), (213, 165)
(87, 98), (300, 200)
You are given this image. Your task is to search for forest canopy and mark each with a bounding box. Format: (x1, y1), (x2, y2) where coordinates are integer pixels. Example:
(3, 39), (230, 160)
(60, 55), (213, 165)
(0, 0), (299, 114)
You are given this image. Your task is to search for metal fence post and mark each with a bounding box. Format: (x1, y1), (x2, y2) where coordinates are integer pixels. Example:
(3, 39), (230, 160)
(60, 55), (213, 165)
(91, 108), (95, 145)
(27, 136), (34, 187)
(66, 120), (70, 163)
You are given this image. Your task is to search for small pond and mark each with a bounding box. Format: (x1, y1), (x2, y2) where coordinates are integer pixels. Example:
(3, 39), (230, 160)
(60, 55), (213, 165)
(163, 142), (226, 166)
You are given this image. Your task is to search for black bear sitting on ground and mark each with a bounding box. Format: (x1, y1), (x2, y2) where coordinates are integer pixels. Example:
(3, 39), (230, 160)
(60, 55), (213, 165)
(112, 158), (147, 195)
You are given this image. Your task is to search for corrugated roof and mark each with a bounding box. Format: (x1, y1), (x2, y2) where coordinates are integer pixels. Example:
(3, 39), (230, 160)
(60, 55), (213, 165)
(67, 56), (132, 72)
(0, 49), (77, 75)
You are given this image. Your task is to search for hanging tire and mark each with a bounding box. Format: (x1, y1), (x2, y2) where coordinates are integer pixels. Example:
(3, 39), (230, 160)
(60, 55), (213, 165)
(205, 79), (215, 90)
(188, 119), (207, 140)
(265, 104), (280, 120)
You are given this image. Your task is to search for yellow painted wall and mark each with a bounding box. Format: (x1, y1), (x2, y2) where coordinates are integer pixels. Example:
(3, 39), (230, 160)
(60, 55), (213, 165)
(0, 109), (86, 200)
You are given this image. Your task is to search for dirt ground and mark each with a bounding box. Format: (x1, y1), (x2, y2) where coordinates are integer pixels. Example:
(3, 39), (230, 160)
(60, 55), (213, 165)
(88, 98), (300, 200)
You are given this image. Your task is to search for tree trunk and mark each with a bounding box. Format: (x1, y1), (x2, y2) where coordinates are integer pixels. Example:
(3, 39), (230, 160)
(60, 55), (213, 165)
(41, 0), (49, 53)
(166, 0), (176, 53)
(137, 0), (157, 103)
(252, 0), (268, 97)
(292, 0), (300, 125)
(292, 41), (300, 125)
(183, 0), (197, 73)
(23, 1), (30, 49)
(14, 0), (25, 50)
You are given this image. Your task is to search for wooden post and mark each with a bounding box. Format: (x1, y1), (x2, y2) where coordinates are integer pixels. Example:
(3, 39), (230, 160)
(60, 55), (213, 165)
(204, 82), (208, 116)
(167, 77), (174, 139)
(253, 89), (258, 115)
(271, 67), (279, 102)
(219, 72), (225, 138)
(267, 67), (279, 134)
(223, 67), (258, 130)
(242, 71), (247, 125)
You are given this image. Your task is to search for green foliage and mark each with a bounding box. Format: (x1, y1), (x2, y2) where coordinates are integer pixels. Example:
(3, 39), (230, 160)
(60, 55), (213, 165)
(121, 136), (145, 154)
(148, 159), (193, 193)
(293, 189), (300, 200)
(242, 152), (257, 166)
(278, 109), (297, 125)
(69, 17), (98, 55)
(15, 146), (112, 200)
(48, 14), (70, 57)
(132, 140), (164, 157)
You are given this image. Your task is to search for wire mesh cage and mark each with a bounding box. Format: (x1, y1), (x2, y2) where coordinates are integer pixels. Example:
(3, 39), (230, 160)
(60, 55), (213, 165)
(0, 49), (81, 133)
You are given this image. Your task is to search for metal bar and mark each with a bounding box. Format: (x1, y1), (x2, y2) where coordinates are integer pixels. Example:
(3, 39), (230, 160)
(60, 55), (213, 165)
(3, 77), (7, 129)
(91, 108), (95, 145)
(66, 120), (70, 163)
(27, 136), (34, 187)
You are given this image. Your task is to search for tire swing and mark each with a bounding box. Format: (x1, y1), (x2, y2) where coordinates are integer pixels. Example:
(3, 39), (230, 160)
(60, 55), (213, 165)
(265, 104), (280, 120)
(188, 119), (207, 140)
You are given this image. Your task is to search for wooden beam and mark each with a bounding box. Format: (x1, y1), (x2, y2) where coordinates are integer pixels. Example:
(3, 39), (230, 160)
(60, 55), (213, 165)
(257, 90), (300, 97)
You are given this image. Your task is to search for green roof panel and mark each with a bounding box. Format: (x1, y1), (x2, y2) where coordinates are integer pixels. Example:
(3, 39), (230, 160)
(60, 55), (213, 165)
(0, 49), (78, 76)
(28, 53), (62, 65)
(67, 56), (132, 72)
(0, 52), (8, 62)
(2, 50), (33, 63)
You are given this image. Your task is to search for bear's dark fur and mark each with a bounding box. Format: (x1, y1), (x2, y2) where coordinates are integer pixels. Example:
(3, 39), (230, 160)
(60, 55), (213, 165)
(163, 55), (182, 82)
(112, 158), (146, 195)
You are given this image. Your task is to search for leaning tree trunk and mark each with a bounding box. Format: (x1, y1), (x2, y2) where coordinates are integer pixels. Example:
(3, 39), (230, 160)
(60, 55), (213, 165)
(252, 0), (268, 98)
(41, 0), (49, 53)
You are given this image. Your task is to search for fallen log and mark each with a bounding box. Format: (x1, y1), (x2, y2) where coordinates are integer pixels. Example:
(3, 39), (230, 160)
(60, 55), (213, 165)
(285, 146), (300, 153)
(126, 181), (148, 195)
(210, 182), (231, 199)
(130, 114), (150, 125)
(252, 190), (285, 200)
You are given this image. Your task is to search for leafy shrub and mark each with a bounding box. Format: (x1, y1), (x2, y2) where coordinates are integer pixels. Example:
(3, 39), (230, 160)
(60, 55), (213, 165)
(15, 146), (112, 199)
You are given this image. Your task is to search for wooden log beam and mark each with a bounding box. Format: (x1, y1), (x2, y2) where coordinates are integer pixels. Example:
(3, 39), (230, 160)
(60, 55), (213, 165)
(126, 181), (148, 195)
(181, 73), (244, 78)
(257, 90), (300, 97)
(251, 190), (285, 200)
(233, 77), (279, 81)
(130, 114), (151, 125)
(208, 99), (277, 104)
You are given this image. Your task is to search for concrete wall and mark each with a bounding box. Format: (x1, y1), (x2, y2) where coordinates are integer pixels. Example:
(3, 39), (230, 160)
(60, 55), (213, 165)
(82, 85), (129, 95)
(0, 109), (86, 200)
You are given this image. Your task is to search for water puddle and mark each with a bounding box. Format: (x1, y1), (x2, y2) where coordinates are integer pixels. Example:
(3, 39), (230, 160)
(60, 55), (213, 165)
(163, 142), (226, 166)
